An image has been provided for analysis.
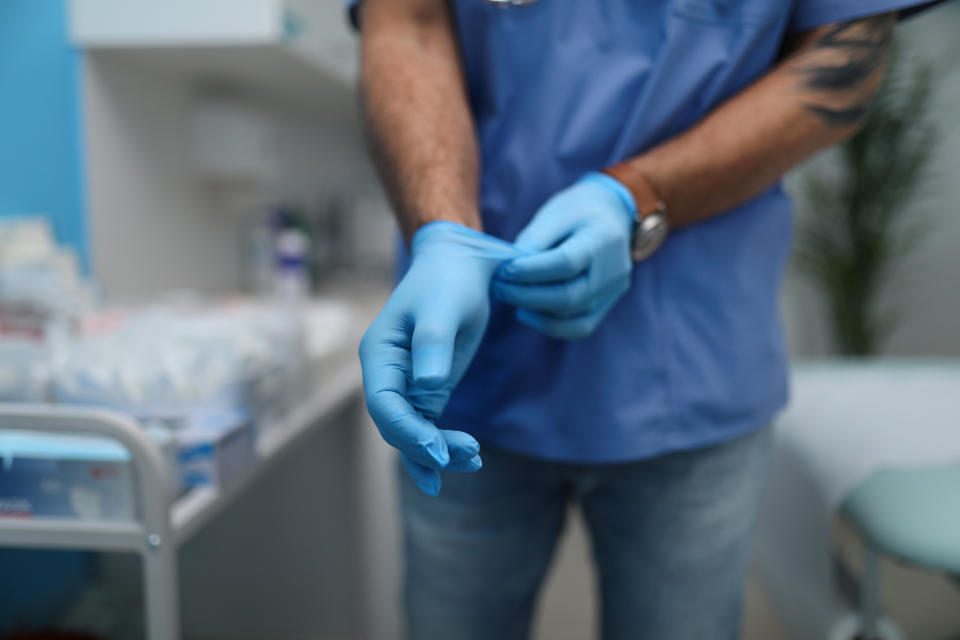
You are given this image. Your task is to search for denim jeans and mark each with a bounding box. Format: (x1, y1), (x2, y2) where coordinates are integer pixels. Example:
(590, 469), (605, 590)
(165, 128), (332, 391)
(399, 426), (772, 640)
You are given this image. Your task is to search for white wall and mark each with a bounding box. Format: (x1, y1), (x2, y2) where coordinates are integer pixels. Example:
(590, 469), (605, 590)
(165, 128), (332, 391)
(84, 54), (241, 300)
(82, 51), (379, 302)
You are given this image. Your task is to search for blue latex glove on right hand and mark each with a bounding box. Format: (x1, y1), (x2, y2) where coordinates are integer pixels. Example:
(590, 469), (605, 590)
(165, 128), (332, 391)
(358, 221), (519, 495)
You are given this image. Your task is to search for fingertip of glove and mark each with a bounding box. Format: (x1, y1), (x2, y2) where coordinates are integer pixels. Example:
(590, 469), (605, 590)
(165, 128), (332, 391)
(413, 371), (449, 391)
(454, 441), (480, 460)
(412, 345), (453, 389)
(441, 430), (480, 460)
(426, 437), (450, 467)
(417, 475), (442, 496)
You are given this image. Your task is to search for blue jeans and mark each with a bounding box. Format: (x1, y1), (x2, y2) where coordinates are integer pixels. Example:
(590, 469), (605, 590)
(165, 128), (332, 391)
(399, 426), (772, 640)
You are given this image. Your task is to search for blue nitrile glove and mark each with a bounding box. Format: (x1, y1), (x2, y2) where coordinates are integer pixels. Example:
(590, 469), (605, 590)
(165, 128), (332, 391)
(358, 221), (519, 496)
(492, 172), (635, 339)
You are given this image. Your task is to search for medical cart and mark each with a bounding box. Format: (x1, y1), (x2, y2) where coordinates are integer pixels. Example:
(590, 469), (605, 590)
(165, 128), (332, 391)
(0, 357), (363, 640)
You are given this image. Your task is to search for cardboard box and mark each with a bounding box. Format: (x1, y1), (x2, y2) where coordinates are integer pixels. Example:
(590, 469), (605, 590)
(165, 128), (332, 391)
(0, 431), (135, 520)
(175, 409), (256, 490)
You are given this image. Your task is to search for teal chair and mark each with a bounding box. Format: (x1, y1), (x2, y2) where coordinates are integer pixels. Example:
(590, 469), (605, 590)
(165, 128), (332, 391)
(840, 464), (960, 639)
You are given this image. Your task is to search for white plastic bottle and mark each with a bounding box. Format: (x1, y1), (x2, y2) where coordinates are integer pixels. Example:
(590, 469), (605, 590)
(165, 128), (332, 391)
(273, 228), (310, 304)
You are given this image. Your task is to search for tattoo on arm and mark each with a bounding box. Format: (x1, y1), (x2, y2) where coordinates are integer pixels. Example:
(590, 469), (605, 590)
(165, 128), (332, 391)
(791, 13), (895, 127)
(802, 103), (870, 126)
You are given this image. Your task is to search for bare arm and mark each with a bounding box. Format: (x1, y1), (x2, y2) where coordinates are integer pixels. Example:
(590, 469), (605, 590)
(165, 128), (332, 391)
(359, 0), (480, 240)
(607, 13), (896, 227)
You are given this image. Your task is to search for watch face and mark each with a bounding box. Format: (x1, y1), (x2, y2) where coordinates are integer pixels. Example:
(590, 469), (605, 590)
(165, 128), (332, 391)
(631, 215), (669, 262)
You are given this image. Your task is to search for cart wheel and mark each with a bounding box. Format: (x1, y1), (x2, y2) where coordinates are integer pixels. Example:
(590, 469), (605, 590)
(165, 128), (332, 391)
(827, 612), (905, 640)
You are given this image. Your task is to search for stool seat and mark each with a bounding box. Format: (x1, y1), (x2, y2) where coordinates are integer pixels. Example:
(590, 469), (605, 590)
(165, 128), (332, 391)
(842, 464), (960, 575)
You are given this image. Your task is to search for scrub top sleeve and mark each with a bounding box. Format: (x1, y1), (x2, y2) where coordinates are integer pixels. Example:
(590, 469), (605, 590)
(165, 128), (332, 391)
(789, 0), (948, 32)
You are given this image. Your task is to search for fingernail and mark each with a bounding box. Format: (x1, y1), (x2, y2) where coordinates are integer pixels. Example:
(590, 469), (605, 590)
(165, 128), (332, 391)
(414, 349), (450, 390)
(416, 372), (446, 390)
(427, 438), (449, 466)
(468, 455), (483, 471)
(464, 441), (480, 458)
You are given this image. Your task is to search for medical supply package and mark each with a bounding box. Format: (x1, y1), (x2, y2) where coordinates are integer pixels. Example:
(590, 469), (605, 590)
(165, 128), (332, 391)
(171, 408), (256, 489)
(0, 430), (136, 520)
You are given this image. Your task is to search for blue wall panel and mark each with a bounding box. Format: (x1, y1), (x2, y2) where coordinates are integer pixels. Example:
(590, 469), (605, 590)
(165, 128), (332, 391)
(0, 2), (92, 629)
(0, 0), (87, 268)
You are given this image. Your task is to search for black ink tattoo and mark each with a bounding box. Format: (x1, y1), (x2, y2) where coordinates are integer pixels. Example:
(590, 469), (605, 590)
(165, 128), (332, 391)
(792, 13), (895, 127)
(801, 103), (871, 127)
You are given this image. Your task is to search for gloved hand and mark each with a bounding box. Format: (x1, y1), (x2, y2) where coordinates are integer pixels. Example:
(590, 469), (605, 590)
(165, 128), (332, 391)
(359, 221), (519, 495)
(492, 172), (636, 339)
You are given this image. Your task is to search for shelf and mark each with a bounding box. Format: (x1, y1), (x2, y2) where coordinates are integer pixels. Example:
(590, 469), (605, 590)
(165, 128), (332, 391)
(0, 517), (144, 553)
(171, 358), (362, 543)
(0, 288), (380, 639)
(69, 0), (358, 104)
(0, 358), (363, 552)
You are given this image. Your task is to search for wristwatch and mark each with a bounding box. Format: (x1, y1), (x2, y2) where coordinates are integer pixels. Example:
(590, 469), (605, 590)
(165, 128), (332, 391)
(603, 165), (670, 262)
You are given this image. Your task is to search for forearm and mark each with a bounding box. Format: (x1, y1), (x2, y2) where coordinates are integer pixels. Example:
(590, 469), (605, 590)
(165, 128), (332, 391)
(359, 0), (481, 240)
(607, 13), (896, 227)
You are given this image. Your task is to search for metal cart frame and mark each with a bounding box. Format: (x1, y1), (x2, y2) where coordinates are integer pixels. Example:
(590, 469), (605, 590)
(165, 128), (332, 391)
(0, 361), (362, 640)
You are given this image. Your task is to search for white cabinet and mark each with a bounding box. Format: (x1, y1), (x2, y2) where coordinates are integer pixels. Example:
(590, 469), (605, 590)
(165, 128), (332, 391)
(189, 98), (281, 187)
(281, 0), (359, 84)
(69, 0), (358, 101)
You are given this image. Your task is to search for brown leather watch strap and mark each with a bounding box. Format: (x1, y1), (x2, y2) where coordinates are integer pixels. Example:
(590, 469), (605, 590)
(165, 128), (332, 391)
(602, 163), (666, 218)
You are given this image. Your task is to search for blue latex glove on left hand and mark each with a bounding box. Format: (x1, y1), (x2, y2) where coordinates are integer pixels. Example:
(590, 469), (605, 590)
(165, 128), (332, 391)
(493, 172), (636, 339)
(359, 221), (519, 496)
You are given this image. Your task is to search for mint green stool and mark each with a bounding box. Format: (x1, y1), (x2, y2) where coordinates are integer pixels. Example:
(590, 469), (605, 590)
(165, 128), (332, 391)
(840, 464), (960, 639)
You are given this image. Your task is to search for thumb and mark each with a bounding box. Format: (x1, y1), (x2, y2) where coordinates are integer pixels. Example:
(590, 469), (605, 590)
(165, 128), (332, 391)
(411, 315), (458, 390)
(513, 200), (570, 253)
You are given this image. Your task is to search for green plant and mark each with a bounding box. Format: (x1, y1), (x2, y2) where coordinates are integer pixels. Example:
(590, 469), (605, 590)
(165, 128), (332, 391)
(794, 44), (937, 356)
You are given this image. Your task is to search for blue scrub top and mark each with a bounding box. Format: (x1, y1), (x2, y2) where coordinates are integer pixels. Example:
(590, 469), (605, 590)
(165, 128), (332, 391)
(350, 0), (935, 463)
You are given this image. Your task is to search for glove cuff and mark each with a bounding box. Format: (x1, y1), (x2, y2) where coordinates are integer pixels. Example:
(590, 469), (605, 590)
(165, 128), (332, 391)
(579, 172), (637, 226)
(412, 221), (518, 260)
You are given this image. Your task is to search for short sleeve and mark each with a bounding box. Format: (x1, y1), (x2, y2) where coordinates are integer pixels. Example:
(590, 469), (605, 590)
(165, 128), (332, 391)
(789, 0), (948, 32)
